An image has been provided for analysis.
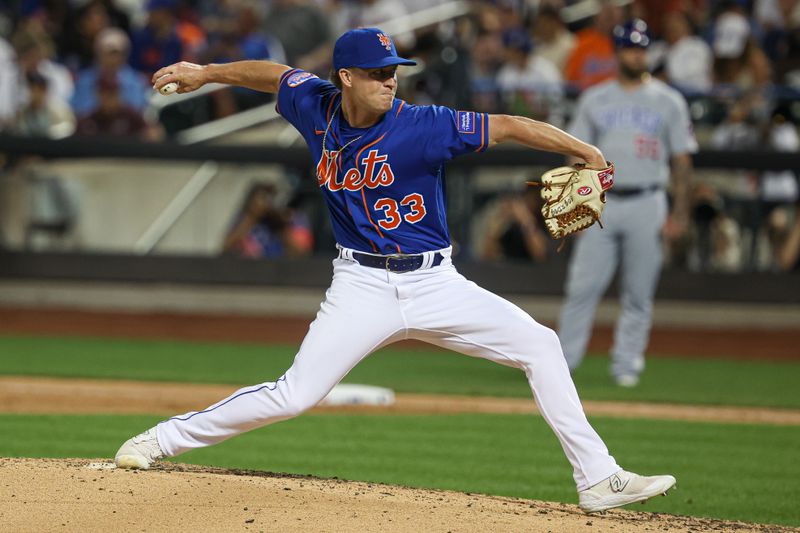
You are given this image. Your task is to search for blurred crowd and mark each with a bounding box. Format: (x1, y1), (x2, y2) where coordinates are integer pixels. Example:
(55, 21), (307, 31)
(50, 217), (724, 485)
(0, 0), (798, 271)
(2, 0), (799, 136)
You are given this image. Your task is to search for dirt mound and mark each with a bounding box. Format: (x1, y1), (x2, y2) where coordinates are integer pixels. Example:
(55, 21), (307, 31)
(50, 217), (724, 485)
(0, 458), (792, 533)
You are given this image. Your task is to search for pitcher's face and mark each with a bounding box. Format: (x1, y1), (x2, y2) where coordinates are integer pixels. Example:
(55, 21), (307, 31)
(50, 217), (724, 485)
(344, 66), (398, 113)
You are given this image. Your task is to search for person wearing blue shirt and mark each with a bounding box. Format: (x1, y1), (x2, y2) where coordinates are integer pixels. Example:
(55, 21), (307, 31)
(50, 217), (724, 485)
(114, 27), (677, 514)
(71, 27), (149, 117)
(129, 0), (183, 74)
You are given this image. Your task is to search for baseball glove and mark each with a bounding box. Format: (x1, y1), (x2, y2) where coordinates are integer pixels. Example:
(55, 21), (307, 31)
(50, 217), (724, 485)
(527, 162), (614, 240)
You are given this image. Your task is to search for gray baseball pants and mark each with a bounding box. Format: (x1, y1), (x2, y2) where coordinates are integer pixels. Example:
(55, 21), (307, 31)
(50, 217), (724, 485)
(558, 190), (667, 378)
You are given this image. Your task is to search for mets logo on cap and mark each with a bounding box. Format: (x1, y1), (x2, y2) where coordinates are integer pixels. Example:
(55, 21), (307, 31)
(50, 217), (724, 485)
(377, 33), (392, 51)
(332, 28), (417, 71)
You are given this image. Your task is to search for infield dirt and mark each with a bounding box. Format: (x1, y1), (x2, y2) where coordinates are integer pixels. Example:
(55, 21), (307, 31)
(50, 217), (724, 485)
(1, 307), (797, 360)
(2, 458), (796, 533)
(2, 376), (800, 425)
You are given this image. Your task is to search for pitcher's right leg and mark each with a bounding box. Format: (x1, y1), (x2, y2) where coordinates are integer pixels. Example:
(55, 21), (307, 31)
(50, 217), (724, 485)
(124, 260), (406, 462)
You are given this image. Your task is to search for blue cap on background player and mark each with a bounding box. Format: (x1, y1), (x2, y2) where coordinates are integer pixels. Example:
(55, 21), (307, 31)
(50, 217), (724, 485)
(333, 28), (417, 71)
(613, 19), (650, 49)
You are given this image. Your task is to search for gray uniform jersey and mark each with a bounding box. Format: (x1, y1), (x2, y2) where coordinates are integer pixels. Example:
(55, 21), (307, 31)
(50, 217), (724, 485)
(568, 78), (697, 188)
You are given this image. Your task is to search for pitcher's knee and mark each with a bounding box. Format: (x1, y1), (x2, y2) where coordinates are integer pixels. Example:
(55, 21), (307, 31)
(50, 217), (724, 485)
(516, 326), (564, 366)
(540, 328), (565, 358)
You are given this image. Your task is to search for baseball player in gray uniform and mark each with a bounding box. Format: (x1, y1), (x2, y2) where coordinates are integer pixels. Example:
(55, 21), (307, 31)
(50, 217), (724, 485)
(558, 19), (697, 387)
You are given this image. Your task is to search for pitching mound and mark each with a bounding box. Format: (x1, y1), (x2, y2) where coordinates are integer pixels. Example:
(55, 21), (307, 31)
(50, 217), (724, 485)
(0, 458), (790, 533)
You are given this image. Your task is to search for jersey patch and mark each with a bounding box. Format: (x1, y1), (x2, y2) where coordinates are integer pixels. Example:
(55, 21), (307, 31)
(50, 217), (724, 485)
(287, 71), (318, 87)
(457, 111), (475, 134)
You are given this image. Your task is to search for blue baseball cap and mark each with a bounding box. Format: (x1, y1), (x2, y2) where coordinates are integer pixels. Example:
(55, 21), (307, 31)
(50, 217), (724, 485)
(333, 28), (417, 71)
(613, 19), (650, 49)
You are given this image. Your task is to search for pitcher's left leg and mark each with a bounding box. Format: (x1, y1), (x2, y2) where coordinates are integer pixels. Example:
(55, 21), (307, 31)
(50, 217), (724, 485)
(403, 267), (619, 490)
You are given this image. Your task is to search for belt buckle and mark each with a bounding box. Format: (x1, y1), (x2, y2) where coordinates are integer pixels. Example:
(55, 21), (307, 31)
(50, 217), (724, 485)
(385, 253), (412, 273)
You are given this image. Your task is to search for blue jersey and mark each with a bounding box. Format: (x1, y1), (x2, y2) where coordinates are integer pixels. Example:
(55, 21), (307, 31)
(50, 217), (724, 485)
(276, 68), (489, 254)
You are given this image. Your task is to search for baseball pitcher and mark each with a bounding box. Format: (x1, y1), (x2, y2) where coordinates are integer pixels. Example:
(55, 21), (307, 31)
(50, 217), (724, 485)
(115, 27), (676, 513)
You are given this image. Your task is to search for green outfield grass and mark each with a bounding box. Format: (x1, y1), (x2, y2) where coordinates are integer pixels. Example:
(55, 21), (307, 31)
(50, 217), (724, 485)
(0, 413), (798, 527)
(1, 335), (799, 408)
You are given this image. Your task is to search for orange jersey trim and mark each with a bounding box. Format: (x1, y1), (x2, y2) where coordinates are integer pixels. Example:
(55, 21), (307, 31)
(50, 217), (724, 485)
(326, 94), (338, 122)
(474, 113), (486, 152)
(279, 68), (299, 85)
(275, 68), (299, 115)
(356, 133), (388, 239)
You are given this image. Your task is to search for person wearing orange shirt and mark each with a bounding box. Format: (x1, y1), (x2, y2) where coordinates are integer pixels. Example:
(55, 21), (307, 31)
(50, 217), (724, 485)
(563, 1), (622, 91)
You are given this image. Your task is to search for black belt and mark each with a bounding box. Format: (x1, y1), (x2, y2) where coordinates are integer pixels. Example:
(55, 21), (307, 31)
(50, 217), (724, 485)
(349, 251), (445, 273)
(606, 185), (661, 197)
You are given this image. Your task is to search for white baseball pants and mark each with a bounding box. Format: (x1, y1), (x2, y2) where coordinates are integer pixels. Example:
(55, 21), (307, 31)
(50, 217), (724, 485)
(156, 247), (620, 490)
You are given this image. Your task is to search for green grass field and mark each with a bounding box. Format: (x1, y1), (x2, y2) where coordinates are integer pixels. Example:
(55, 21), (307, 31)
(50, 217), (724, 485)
(2, 334), (800, 526)
(1, 335), (799, 408)
(1, 413), (798, 526)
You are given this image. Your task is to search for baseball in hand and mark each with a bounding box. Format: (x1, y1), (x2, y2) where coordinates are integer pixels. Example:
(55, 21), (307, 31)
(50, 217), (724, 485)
(159, 81), (179, 95)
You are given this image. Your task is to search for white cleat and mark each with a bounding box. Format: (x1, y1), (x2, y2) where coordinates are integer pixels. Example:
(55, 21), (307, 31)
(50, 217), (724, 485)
(114, 427), (165, 470)
(579, 470), (676, 513)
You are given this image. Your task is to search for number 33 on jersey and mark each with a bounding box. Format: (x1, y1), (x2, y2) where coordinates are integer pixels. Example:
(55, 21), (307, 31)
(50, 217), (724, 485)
(276, 68), (488, 255)
(317, 147), (425, 231)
